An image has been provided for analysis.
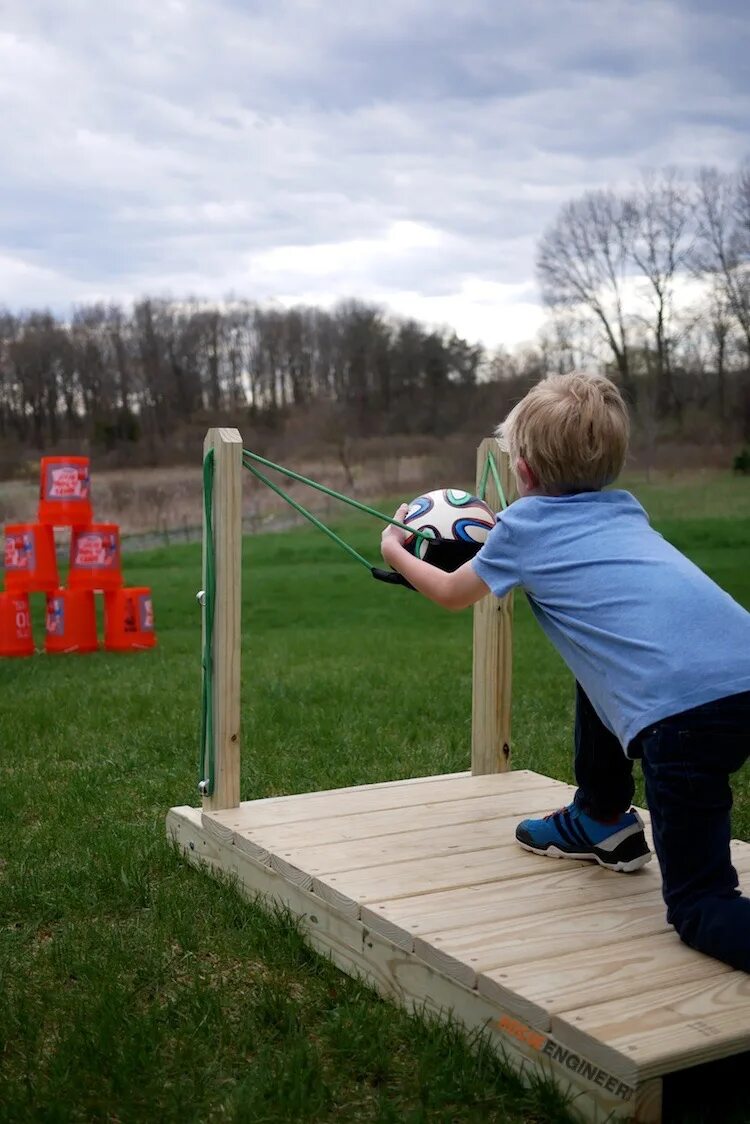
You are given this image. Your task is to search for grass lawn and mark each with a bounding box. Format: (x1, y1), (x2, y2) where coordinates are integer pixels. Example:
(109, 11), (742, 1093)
(1, 474), (749, 1123)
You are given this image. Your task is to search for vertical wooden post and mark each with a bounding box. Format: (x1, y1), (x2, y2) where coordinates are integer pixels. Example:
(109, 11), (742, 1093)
(472, 435), (516, 775)
(202, 427), (242, 812)
(634, 1078), (662, 1123)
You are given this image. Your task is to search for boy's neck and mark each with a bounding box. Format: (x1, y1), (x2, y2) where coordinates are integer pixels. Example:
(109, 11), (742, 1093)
(517, 484), (605, 499)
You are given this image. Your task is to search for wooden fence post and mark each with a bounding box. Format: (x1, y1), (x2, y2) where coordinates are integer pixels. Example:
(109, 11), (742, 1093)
(202, 427), (243, 812)
(472, 435), (515, 775)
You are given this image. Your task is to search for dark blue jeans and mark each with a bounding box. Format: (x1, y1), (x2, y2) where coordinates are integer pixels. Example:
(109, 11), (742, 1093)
(574, 683), (750, 973)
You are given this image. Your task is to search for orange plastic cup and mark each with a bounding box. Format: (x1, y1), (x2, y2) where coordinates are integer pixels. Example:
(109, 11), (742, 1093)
(45, 589), (99, 654)
(104, 587), (156, 651)
(38, 456), (92, 526)
(4, 523), (60, 593)
(0, 591), (34, 657)
(68, 524), (122, 591)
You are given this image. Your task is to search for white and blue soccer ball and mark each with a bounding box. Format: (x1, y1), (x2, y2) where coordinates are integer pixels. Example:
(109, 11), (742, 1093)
(402, 489), (496, 561)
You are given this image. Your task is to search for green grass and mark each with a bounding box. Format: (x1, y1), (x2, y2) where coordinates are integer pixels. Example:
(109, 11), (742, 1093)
(1, 474), (749, 1123)
(621, 468), (750, 521)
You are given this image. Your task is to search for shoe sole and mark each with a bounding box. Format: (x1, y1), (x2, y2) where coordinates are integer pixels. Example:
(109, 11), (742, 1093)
(516, 839), (652, 873)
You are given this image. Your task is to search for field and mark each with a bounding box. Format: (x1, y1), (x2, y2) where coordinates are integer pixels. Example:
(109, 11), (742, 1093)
(1, 445), (746, 541)
(1, 475), (749, 1123)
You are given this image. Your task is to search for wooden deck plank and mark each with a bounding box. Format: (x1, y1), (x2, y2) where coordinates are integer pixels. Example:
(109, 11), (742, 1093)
(358, 832), (746, 953)
(478, 932), (733, 1028)
(362, 862), (661, 949)
(235, 770), (472, 804)
(266, 800), (580, 879)
(202, 782), (573, 861)
(203, 770), (568, 838)
(361, 865), (653, 950)
(418, 848), (750, 979)
(414, 866), (658, 944)
(474, 849), (750, 1019)
(311, 844), (586, 918)
(226, 782), (577, 852)
(415, 891), (670, 990)
(553, 973), (750, 1082)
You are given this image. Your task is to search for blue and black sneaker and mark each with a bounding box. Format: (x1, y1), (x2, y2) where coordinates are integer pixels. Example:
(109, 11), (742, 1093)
(515, 802), (651, 872)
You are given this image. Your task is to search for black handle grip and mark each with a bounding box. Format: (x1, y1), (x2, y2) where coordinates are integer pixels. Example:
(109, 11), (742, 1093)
(370, 567), (416, 590)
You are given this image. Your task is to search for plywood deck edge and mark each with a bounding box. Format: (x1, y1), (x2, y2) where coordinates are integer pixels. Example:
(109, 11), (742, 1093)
(167, 803), (646, 1122)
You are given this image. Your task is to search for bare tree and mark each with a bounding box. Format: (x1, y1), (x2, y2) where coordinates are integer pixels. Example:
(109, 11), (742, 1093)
(223, 302), (254, 410)
(536, 190), (636, 398)
(10, 312), (70, 449)
(704, 285), (734, 422)
(696, 168), (750, 360)
(629, 171), (696, 416)
(538, 310), (600, 375)
(695, 166), (750, 437)
(0, 312), (21, 440)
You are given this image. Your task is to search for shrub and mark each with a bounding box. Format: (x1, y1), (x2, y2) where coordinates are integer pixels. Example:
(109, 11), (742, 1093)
(732, 446), (750, 475)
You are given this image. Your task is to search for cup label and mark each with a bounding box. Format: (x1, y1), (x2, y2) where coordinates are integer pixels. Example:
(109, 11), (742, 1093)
(46, 596), (65, 636)
(73, 531), (119, 570)
(13, 598), (31, 639)
(45, 463), (90, 501)
(139, 595), (154, 631)
(4, 531), (35, 573)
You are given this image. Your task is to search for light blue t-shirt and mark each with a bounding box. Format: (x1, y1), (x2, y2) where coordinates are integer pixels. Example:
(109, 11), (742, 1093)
(471, 490), (750, 749)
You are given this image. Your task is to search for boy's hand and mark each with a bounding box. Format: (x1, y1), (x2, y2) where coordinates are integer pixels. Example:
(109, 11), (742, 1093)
(381, 503), (410, 564)
(379, 502), (489, 609)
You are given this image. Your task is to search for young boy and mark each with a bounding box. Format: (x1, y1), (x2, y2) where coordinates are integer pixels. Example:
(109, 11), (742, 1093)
(380, 371), (750, 973)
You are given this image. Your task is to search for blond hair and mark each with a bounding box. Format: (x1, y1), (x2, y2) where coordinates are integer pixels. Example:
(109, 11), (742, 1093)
(500, 372), (629, 493)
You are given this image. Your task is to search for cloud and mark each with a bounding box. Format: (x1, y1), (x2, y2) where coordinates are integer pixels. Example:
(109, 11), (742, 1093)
(0, 0), (748, 346)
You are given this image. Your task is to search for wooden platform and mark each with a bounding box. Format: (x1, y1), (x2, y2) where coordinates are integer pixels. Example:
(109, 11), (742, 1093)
(167, 769), (750, 1123)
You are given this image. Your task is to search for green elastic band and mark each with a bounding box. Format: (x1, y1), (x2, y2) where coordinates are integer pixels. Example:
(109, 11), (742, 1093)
(487, 452), (509, 510)
(242, 449), (427, 541)
(478, 450), (508, 510)
(243, 459), (374, 571)
(199, 449), (216, 797)
(478, 458), (490, 502)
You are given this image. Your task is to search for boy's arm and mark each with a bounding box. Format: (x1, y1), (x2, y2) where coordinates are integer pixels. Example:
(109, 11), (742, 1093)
(381, 505), (490, 611)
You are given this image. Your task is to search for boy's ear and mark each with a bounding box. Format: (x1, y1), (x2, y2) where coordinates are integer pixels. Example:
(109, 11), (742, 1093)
(517, 457), (539, 490)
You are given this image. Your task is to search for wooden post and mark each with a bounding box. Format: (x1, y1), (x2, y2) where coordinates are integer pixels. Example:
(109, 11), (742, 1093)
(634, 1078), (662, 1123)
(202, 427), (243, 811)
(471, 435), (516, 775)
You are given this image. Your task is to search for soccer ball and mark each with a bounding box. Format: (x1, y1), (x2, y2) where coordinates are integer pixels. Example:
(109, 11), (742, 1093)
(402, 488), (496, 570)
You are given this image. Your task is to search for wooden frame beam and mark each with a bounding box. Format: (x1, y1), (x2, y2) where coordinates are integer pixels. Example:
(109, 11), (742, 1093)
(201, 427), (243, 812)
(471, 435), (516, 775)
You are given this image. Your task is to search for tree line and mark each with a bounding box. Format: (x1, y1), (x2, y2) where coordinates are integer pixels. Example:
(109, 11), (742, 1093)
(0, 162), (748, 473)
(0, 299), (492, 465)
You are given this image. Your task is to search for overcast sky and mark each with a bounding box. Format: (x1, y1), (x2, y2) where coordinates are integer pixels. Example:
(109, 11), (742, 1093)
(1, 0), (748, 347)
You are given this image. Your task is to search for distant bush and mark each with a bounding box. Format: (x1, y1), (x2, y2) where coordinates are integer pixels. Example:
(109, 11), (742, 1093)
(733, 447), (750, 475)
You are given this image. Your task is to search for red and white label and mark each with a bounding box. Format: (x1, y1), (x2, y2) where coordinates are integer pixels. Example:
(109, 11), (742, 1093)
(139, 595), (154, 631)
(45, 464), (90, 501)
(13, 599), (31, 639)
(73, 532), (118, 570)
(4, 532), (35, 572)
(46, 597), (65, 636)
